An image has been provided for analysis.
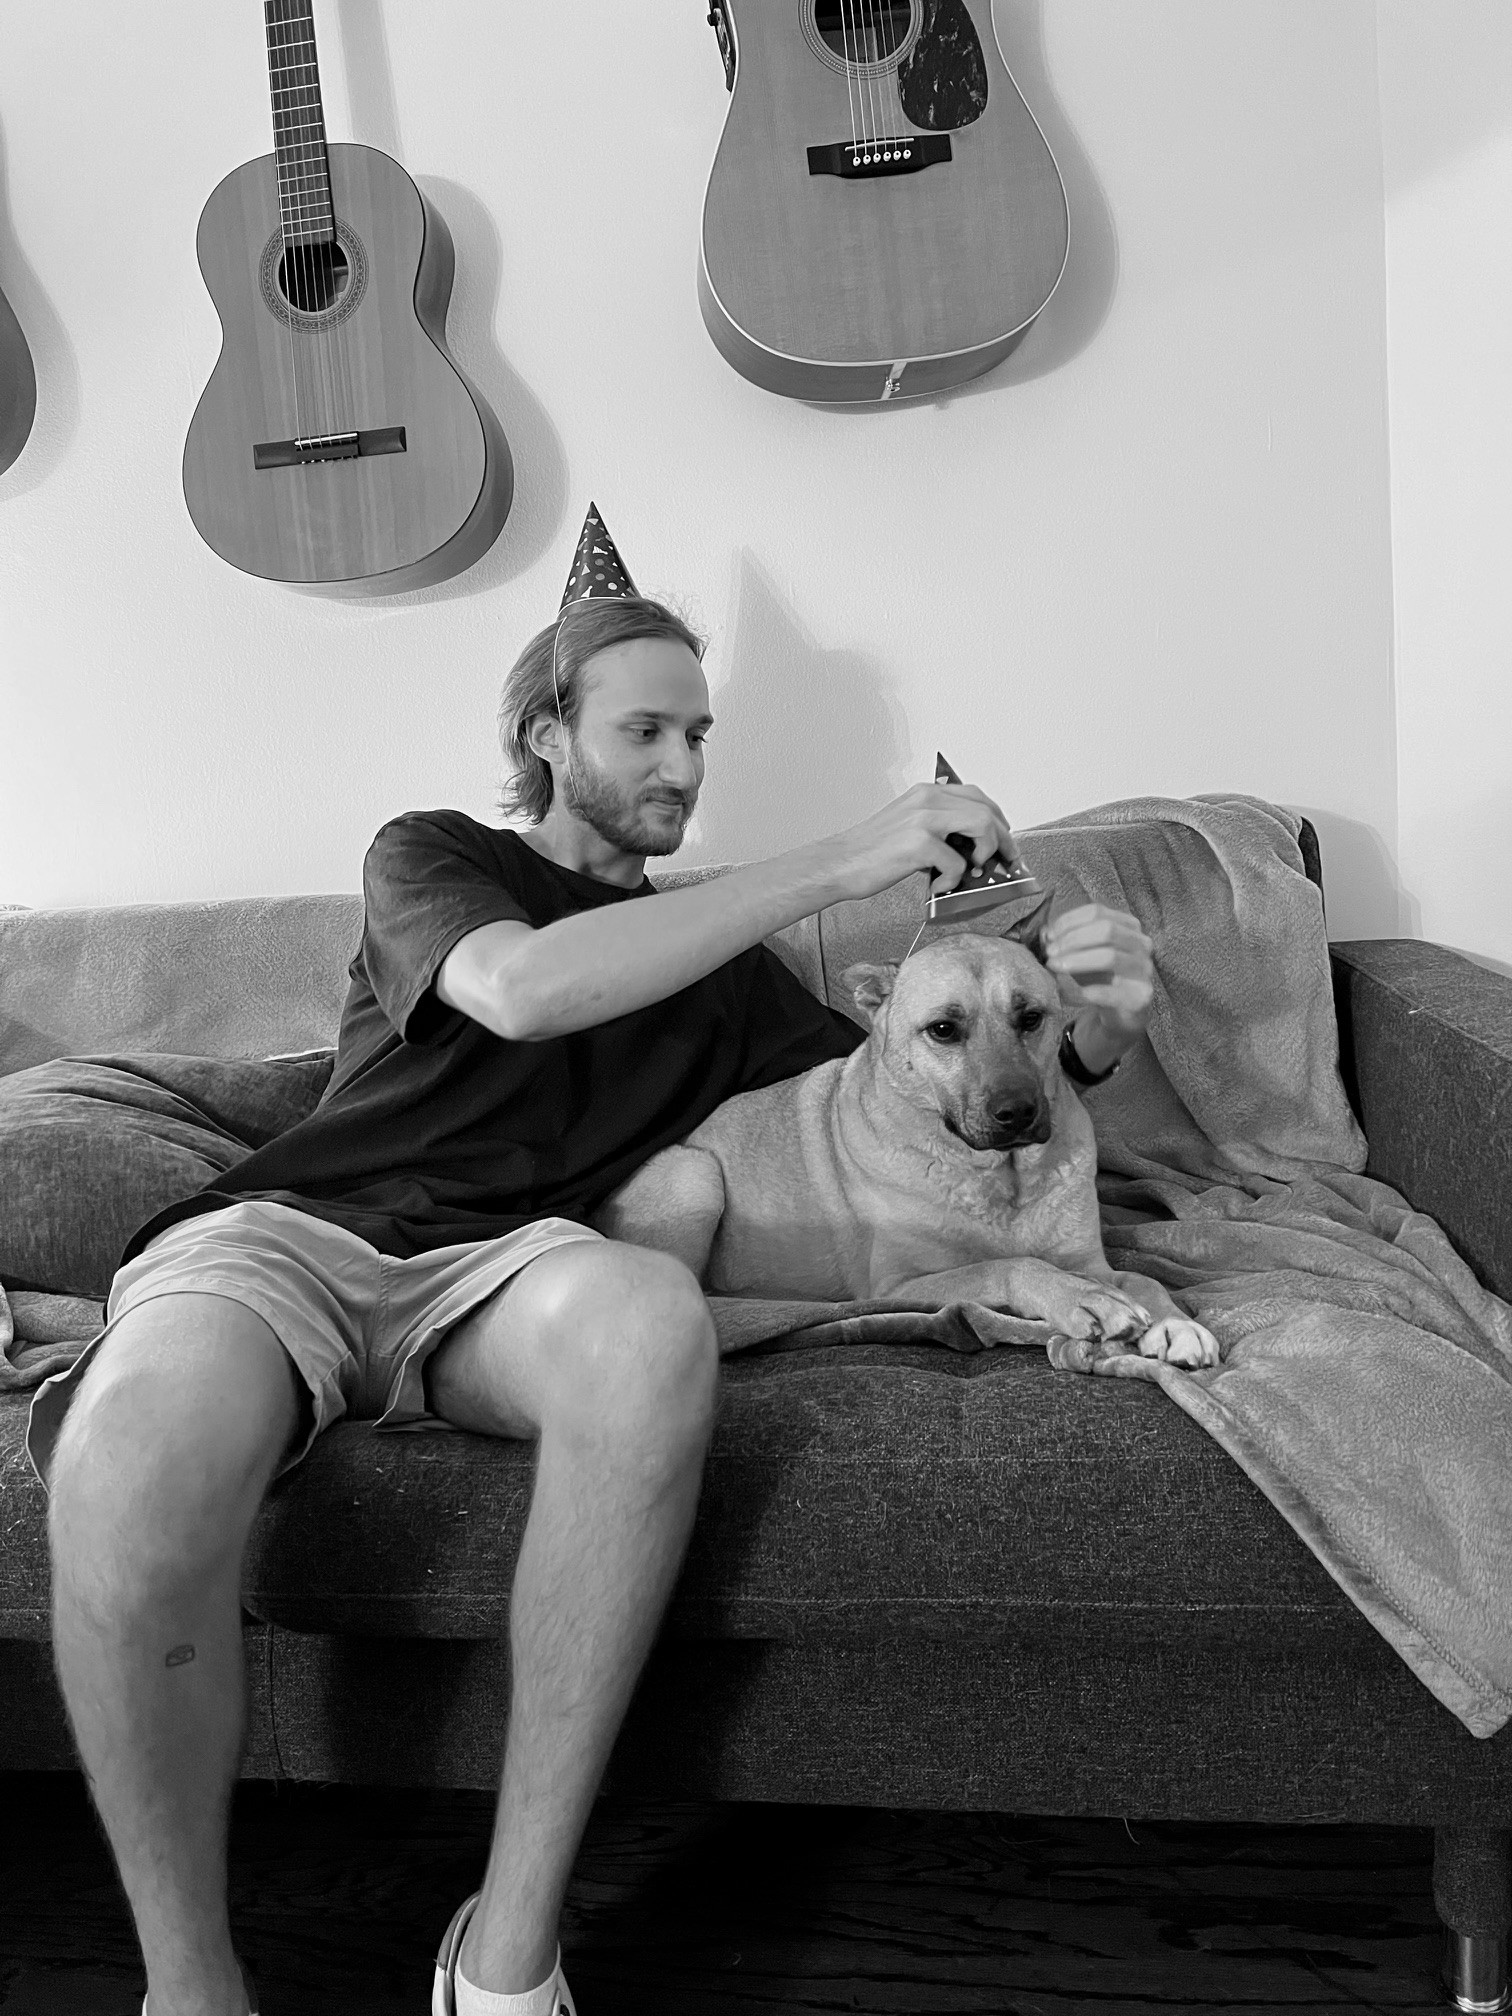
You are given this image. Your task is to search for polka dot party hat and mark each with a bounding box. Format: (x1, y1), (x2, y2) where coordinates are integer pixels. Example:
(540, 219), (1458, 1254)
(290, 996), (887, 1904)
(560, 501), (638, 609)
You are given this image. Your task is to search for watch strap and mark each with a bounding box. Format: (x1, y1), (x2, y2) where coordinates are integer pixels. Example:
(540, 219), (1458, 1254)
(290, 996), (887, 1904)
(1059, 1021), (1121, 1088)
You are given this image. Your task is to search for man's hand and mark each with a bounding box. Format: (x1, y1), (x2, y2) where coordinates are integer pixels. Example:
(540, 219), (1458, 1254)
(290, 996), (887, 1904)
(1044, 904), (1155, 1077)
(825, 782), (1026, 904)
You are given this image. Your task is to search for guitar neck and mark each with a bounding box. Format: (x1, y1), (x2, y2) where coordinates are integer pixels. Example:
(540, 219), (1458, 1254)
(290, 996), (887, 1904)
(264, 0), (334, 246)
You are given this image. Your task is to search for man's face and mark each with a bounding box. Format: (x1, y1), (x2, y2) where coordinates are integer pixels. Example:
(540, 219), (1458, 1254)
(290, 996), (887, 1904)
(560, 636), (712, 857)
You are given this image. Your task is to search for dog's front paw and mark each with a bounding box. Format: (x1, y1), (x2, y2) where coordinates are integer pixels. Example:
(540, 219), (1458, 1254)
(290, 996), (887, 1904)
(1138, 1317), (1221, 1369)
(1052, 1282), (1150, 1345)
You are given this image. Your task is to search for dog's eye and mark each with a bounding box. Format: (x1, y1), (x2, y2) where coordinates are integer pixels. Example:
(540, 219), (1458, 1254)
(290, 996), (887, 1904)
(1019, 1008), (1046, 1033)
(925, 1020), (962, 1044)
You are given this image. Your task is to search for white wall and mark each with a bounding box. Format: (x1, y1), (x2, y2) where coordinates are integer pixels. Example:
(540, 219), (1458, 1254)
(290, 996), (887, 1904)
(1377, 2), (1512, 973)
(0, 2), (1401, 938)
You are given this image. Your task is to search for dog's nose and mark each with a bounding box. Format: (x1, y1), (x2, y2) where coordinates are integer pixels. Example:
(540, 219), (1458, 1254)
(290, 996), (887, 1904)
(992, 1097), (1052, 1144)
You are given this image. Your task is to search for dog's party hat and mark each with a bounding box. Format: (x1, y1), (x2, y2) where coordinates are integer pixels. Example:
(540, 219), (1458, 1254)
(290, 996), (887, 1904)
(926, 750), (1043, 922)
(560, 501), (638, 608)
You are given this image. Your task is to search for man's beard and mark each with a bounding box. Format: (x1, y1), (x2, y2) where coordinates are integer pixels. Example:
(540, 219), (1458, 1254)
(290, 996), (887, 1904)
(560, 741), (695, 857)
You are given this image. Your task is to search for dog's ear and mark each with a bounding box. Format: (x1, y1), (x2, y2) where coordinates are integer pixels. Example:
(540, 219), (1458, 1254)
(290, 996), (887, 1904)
(998, 892), (1055, 966)
(841, 961), (899, 1026)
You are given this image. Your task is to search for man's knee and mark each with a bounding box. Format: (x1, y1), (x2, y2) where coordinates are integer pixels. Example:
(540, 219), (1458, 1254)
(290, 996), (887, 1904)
(529, 1243), (718, 1452)
(48, 1298), (301, 1605)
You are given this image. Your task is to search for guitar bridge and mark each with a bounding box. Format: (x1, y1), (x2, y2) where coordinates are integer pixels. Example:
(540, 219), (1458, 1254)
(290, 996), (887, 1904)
(807, 135), (951, 179)
(253, 426), (407, 470)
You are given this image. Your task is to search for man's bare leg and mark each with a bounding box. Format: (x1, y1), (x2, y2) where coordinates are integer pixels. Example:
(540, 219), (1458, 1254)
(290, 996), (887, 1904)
(424, 1239), (718, 1996)
(47, 1295), (303, 2016)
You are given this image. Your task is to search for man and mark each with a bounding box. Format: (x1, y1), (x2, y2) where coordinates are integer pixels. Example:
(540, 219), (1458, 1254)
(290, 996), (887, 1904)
(30, 507), (1155, 2016)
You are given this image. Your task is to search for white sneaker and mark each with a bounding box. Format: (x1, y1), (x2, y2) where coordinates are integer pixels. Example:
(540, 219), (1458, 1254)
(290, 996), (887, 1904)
(433, 1893), (575, 2016)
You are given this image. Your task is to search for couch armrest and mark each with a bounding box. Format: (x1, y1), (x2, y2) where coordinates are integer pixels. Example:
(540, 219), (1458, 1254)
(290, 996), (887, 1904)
(1330, 940), (1512, 1301)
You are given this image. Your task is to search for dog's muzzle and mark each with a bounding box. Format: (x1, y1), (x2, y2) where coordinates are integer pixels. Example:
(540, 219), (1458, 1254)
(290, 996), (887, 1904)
(950, 1097), (1053, 1152)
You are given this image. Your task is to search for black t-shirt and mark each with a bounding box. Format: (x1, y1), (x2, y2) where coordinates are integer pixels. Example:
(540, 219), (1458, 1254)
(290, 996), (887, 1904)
(125, 810), (864, 1263)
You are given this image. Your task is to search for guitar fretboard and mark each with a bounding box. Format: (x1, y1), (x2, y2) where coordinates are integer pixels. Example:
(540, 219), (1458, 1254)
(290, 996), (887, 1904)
(265, 0), (334, 246)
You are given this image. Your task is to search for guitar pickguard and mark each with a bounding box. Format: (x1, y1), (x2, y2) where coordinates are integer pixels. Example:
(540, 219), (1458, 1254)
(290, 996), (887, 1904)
(897, 0), (989, 130)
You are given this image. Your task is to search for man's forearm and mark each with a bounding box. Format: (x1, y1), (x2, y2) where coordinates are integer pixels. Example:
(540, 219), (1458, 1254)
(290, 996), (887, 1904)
(440, 779), (1020, 1042)
(472, 843), (847, 1040)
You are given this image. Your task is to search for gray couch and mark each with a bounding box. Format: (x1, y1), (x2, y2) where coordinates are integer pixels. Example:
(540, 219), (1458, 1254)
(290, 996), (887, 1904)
(2, 823), (1509, 2007)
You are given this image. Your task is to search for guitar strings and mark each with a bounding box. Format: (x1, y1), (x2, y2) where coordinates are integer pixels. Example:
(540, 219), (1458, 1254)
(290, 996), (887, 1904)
(316, 6), (352, 443)
(301, 0), (338, 441)
(269, 2), (306, 448)
(848, 0), (869, 158)
(888, 2), (905, 147)
(870, 0), (890, 156)
(887, 1), (908, 139)
(846, 0), (874, 159)
(837, 0), (862, 164)
(284, 0), (325, 439)
(295, 10), (323, 435)
(291, 10), (326, 438)
(862, 0), (887, 158)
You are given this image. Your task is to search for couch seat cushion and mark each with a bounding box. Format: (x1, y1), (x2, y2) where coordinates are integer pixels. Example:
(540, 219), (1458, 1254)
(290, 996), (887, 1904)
(0, 1343), (1386, 1646)
(229, 1343), (1349, 1644)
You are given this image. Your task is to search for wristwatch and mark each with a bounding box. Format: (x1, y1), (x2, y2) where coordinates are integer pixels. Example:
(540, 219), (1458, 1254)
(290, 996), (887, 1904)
(1059, 1018), (1122, 1088)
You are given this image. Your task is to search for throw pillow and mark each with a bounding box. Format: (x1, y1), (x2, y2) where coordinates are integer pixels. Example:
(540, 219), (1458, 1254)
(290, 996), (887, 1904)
(0, 1051), (333, 1298)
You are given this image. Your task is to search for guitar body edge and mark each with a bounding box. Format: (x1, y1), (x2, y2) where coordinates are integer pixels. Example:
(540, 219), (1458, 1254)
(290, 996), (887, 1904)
(183, 145), (511, 594)
(0, 284), (38, 477)
(698, 251), (1039, 405)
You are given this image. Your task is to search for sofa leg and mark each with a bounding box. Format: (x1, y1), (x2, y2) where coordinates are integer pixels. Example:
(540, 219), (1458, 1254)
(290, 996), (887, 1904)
(1435, 1827), (1511, 2013)
(1443, 1932), (1510, 2014)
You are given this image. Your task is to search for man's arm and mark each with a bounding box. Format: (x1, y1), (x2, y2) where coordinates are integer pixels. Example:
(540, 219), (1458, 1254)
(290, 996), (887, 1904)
(437, 782), (1021, 1042)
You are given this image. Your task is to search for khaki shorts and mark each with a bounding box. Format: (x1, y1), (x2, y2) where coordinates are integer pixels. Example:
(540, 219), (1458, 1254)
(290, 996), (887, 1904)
(25, 1199), (602, 1488)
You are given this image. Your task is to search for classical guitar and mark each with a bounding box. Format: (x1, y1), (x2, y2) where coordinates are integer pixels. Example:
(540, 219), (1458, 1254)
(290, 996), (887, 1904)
(183, 0), (512, 593)
(0, 279), (36, 476)
(699, 0), (1068, 403)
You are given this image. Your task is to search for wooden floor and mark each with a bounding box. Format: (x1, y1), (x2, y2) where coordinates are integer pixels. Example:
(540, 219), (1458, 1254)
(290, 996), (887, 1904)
(0, 1773), (1451, 2014)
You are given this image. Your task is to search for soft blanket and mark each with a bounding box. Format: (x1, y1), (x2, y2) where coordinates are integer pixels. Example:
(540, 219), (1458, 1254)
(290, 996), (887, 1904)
(707, 796), (1512, 1739)
(0, 1284), (105, 1392)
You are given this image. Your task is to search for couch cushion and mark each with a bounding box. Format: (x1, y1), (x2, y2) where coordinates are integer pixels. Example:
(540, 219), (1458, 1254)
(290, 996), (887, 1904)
(0, 1345), (1350, 1645)
(232, 1344), (1352, 1643)
(0, 1052), (333, 1296)
(0, 882), (805, 1082)
(0, 896), (364, 1078)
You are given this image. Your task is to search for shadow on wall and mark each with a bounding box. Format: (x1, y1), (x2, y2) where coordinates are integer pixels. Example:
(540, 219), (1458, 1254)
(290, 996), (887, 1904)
(330, 0), (568, 603)
(678, 554), (907, 869)
(0, 114), (80, 500)
(1377, 2), (1512, 200)
(1291, 807), (1407, 942)
(960, 0), (1118, 398)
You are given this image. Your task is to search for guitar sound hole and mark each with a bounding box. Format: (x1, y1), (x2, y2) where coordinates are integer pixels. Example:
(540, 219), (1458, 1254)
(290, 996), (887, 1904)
(276, 241), (351, 316)
(814, 0), (911, 63)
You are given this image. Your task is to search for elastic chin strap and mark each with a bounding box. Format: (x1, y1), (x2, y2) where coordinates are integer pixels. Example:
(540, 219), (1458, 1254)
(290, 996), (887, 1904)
(550, 607), (582, 807)
(898, 911), (930, 968)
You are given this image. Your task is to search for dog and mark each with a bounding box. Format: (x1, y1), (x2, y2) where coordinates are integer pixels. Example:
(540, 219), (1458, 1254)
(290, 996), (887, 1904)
(595, 907), (1221, 1368)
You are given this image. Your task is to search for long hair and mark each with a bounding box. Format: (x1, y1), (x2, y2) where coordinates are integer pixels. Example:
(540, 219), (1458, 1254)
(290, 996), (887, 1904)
(497, 597), (706, 824)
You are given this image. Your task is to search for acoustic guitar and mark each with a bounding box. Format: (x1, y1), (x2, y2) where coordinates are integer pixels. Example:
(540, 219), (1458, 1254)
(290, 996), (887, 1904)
(699, 0), (1068, 403)
(0, 279), (36, 476)
(183, 0), (512, 593)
